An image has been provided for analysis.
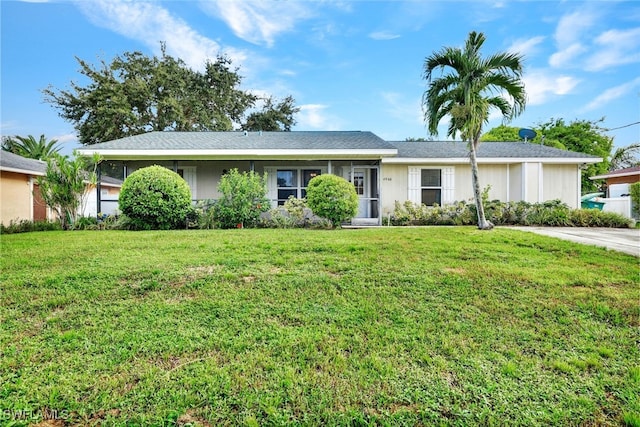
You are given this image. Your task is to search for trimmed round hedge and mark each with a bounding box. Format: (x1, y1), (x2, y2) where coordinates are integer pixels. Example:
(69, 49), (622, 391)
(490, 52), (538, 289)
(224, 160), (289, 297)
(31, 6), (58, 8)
(306, 174), (359, 228)
(119, 165), (192, 230)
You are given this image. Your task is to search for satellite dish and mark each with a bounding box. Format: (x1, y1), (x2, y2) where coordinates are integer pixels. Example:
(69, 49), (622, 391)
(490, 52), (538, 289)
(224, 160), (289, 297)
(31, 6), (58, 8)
(518, 128), (537, 142)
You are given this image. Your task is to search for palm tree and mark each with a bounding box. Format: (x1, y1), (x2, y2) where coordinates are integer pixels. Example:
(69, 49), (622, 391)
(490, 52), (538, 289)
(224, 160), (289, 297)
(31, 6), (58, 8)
(422, 31), (526, 229)
(1, 134), (61, 160)
(609, 143), (640, 171)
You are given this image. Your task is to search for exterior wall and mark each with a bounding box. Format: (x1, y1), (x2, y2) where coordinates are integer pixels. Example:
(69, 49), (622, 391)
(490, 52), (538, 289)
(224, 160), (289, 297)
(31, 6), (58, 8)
(123, 160), (252, 200)
(381, 161), (584, 213)
(524, 162), (542, 204)
(380, 164), (408, 215)
(543, 164), (580, 208)
(478, 165), (509, 201)
(107, 159), (588, 219)
(1, 171), (33, 225)
(120, 160), (381, 217)
(509, 164), (523, 202)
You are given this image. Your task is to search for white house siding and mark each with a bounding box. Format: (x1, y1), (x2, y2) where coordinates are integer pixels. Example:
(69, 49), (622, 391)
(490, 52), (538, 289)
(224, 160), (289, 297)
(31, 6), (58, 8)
(380, 164), (408, 216)
(381, 162), (586, 214)
(524, 162), (542, 204)
(478, 165), (509, 201)
(543, 164), (580, 208)
(509, 164), (523, 202)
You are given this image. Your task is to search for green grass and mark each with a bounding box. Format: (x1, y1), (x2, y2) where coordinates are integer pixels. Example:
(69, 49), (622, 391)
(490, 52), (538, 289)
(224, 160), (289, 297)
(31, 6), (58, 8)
(1, 227), (638, 426)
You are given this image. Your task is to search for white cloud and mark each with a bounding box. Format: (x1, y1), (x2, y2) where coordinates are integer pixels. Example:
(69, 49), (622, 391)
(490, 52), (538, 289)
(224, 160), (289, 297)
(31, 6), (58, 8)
(523, 70), (580, 105)
(369, 31), (400, 41)
(549, 43), (587, 68)
(53, 133), (78, 144)
(549, 9), (597, 69)
(554, 10), (597, 46)
(200, 1), (313, 47)
(586, 27), (640, 71)
(583, 77), (640, 111)
(76, 0), (245, 70)
(381, 92), (422, 125)
(0, 121), (19, 133)
(296, 104), (339, 130)
(507, 36), (545, 58)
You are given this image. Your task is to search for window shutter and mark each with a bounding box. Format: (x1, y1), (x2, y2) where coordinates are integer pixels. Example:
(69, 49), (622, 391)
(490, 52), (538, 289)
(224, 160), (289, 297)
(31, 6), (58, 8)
(408, 167), (421, 204)
(442, 167), (455, 204)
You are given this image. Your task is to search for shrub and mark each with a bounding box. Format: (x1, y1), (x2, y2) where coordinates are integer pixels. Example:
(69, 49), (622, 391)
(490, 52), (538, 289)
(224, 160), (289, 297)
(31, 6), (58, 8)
(630, 182), (640, 218)
(260, 196), (332, 229)
(37, 152), (98, 230)
(214, 169), (270, 229)
(306, 174), (358, 228)
(193, 199), (217, 229)
(118, 165), (193, 230)
(0, 219), (62, 234)
(388, 199), (633, 228)
(569, 209), (633, 228)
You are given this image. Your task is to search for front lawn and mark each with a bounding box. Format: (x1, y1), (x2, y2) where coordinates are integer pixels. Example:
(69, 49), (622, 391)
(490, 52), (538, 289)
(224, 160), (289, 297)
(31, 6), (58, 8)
(1, 228), (638, 426)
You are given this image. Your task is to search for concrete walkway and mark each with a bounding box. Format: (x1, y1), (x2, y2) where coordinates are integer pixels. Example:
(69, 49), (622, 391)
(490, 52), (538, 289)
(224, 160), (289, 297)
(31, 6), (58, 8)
(510, 227), (640, 257)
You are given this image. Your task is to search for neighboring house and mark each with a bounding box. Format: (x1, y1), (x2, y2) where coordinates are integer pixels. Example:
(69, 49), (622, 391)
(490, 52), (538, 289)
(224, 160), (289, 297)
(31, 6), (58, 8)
(589, 166), (640, 219)
(77, 131), (602, 225)
(1, 151), (49, 225)
(0, 151), (122, 225)
(590, 166), (640, 197)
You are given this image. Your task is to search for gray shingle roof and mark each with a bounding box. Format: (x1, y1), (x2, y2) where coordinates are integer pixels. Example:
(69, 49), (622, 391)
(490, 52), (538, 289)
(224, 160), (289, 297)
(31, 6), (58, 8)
(389, 141), (601, 159)
(79, 131), (600, 161)
(85, 131), (395, 150)
(0, 151), (47, 174)
(0, 150), (122, 186)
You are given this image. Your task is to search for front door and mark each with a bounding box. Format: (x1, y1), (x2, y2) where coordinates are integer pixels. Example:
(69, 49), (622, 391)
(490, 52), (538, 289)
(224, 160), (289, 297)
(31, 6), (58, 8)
(349, 166), (379, 223)
(352, 168), (369, 218)
(32, 183), (47, 221)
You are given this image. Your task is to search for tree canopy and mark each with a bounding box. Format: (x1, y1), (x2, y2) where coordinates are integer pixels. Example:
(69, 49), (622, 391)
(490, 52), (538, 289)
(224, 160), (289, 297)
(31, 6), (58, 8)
(243, 96), (300, 132)
(2, 134), (61, 160)
(422, 31), (526, 229)
(43, 45), (298, 145)
(609, 143), (640, 172)
(481, 119), (614, 192)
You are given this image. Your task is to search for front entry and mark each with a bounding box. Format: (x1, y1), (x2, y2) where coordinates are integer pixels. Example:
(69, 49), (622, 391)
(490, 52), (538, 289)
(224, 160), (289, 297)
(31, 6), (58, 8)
(32, 183), (47, 221)
(349, 166), (379, 225)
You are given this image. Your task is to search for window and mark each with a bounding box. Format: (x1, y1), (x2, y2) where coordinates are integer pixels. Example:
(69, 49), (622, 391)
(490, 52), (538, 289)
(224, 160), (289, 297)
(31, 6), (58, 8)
(276, 168), (321, 205)
(421, 169), (441, 206)
(352, 171), (364, 195)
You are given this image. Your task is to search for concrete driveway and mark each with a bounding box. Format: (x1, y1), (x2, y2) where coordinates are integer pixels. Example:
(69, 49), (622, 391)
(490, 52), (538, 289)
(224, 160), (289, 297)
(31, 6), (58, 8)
(510, 227), (640, 257)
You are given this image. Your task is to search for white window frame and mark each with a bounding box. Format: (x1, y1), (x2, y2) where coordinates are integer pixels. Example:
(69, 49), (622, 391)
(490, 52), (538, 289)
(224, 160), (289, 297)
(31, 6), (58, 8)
(408, 166), (455, 206)
(420, 169), (443, 206)
(265, 166), (327, 206)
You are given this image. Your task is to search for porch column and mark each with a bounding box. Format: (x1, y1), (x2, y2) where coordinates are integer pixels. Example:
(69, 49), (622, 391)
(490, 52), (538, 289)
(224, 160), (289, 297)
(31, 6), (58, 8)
(173, 161), (178, 173)
(96, 162), (102, 215)
(327, 160), (332, 174)
(250, 161), (255, 172)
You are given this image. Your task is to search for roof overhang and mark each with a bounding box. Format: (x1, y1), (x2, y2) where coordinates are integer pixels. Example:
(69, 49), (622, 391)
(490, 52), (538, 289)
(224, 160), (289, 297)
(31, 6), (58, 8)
(381, 157), (603, 165)
(77, 148), (399, 161)
(0, 166), (45, 176)
(590, 170), (640, 180)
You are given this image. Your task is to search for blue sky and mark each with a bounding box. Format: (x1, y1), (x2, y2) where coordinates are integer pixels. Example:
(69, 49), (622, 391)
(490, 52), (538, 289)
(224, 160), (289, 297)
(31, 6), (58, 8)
(1, 0), (639, 155)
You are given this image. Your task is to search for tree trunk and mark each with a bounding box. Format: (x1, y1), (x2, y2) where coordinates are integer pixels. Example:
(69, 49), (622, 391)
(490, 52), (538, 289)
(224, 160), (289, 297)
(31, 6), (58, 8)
(469, 140), (494, 230)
